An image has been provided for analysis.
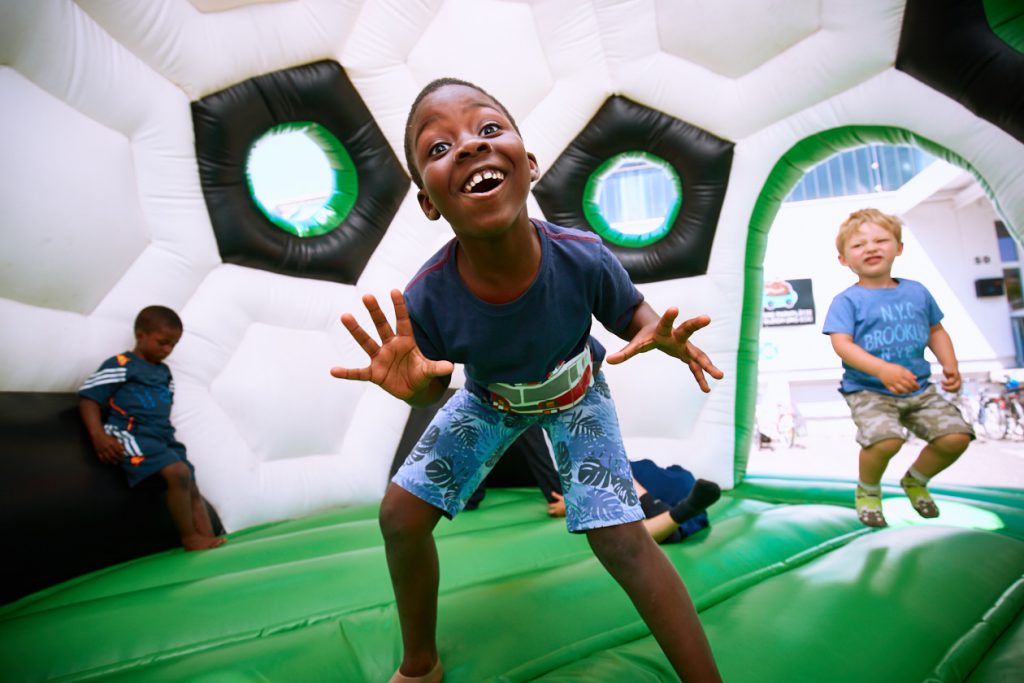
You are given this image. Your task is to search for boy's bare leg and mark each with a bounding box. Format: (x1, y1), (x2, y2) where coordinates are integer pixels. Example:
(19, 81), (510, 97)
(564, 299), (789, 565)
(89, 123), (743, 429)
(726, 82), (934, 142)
(189, 481), (225, 544)
(379, 483), (444, 677)
(159, 463), (223, 551)
(587, 522), (721, 682)
(857, 437), (904, 485)
(643, 514), (680, 544)
(910, 433), (970, 478)
(894, 433), (970, 519)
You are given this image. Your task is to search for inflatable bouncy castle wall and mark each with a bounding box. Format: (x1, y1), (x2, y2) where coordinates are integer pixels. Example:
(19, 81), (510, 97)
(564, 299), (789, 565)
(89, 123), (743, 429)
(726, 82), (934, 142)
(3, 0), (1020, 532)
(1, 2), (1023, 681)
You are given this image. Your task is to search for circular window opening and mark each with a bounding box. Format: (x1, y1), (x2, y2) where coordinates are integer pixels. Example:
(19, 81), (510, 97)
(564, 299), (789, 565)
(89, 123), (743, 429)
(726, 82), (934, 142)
(245, 122), (358, 237)
(583, 152), (681, 247)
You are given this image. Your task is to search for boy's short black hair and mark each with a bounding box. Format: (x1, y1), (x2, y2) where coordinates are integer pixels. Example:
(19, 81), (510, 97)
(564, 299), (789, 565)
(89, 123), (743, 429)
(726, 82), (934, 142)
(134, 305), (183, 334)
(403, 77), (521, 189)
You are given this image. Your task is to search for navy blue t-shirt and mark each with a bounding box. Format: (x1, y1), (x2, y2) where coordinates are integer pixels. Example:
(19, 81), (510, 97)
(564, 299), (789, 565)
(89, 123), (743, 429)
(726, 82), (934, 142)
(822, 278), (943, 396)
(404, 220), (643, 394)
(78, 351), (176, 436)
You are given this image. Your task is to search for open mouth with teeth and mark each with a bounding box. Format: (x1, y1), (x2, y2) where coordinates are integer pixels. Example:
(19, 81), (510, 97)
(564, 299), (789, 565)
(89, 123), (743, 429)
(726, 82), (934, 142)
(463, 169), (505, 194)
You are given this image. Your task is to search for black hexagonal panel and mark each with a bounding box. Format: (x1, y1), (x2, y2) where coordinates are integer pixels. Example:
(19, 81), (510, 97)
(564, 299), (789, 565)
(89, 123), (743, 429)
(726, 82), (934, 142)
(533, 95), (733, 283)
(897, 0), (1024, 145)
(192, 60), (409, 284)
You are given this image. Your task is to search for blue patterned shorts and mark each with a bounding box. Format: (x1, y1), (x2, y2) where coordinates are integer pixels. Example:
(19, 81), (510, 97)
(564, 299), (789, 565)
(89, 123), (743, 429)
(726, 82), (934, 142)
(393, 372), (644, 532)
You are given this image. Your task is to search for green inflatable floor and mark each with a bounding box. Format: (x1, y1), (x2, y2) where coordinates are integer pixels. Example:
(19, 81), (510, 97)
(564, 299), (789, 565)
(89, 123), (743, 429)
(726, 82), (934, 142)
(2, 478), (1022, 682)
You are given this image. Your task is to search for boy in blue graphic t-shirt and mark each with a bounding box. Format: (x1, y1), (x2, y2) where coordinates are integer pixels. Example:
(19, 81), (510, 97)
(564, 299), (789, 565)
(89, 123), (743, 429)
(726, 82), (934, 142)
(79, 305), (224, 551)
(330, 78), (723, 682)
(823, 208), (974, 528)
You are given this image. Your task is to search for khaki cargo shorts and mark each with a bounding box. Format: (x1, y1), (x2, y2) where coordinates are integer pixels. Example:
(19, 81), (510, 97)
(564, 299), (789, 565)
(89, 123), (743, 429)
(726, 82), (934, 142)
(843, 384), (975, 448)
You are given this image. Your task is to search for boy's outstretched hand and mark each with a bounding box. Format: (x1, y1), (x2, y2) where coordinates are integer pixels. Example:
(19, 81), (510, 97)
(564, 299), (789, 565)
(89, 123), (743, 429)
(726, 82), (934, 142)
(606, 307), (724, 393)
(330, 289), (454, 402)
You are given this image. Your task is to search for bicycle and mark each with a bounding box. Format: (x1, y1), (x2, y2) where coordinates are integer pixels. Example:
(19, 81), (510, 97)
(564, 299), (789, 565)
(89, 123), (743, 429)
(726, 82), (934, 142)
(977, 376), (1024, 440)
(1001, 378), (1024, 440)
(978, 389), (1009, 440)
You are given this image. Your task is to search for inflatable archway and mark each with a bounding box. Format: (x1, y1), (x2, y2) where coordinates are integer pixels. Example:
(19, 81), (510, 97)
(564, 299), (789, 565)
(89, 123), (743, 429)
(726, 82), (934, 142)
(1, 1), (1022, 681)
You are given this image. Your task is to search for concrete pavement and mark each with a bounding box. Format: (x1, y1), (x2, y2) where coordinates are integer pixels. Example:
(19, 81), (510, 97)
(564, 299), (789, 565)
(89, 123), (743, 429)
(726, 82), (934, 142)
(746, 429), (1024, 490)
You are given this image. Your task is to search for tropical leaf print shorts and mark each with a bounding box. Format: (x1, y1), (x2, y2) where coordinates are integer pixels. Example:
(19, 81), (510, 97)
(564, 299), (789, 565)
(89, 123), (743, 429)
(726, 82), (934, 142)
(393, 371), (645, 532)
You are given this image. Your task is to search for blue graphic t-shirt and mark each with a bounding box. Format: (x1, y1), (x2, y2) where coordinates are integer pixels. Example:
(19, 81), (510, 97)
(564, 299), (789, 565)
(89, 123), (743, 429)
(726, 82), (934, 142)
(78, 351), (176, 435)
(822, 279), (943, 396)
(404, 219), (643, 395)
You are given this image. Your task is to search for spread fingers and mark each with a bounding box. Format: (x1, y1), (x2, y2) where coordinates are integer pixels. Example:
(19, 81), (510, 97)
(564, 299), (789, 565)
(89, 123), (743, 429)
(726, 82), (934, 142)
(341, 313), (380, 357)
(362, 293), (395, 344)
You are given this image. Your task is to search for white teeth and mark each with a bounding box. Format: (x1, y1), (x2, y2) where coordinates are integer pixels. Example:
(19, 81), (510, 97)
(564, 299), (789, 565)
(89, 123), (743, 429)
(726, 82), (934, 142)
(463, 169), (505, 193)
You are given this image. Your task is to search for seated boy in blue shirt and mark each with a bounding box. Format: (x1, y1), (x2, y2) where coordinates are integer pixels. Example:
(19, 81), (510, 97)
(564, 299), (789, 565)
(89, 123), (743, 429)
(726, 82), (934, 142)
(79, 305), (225, 551)
(823, 208), (974, 528)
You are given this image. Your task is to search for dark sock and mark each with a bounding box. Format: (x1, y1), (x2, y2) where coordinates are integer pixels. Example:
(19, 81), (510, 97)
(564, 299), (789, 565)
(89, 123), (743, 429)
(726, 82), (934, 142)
(639, 492), (670, 518)
(669, 479), (721, 524)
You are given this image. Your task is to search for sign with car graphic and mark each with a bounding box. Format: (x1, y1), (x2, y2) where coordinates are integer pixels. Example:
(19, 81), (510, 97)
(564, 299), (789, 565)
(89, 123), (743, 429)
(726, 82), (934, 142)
(762, 278), (815, 326)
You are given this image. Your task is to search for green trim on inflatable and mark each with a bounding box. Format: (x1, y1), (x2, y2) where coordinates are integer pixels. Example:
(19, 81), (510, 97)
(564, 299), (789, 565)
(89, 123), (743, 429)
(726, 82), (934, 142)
(245, 121), (358, 238)
(581, 151), (681, 248)
(985, 0), (1024, 53)
(735, 126), (1020, 485)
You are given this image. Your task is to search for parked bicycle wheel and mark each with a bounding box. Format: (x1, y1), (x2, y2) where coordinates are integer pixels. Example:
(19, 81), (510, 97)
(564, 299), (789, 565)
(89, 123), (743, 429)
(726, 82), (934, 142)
(980, 397), (1008, 440)
(1005, 392), (1024, 439)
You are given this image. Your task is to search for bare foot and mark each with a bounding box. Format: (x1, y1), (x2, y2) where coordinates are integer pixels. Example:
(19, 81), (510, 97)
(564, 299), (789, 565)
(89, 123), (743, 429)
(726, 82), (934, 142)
(182, 534), (227, 551)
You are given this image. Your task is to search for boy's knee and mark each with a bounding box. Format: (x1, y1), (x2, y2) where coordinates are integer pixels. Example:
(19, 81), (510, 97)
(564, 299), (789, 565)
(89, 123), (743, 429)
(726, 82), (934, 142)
(160, 462), (192, 489)
(932, 432), (971, 456)
(378, 485), (440, 541)
(864, 437), (904, 458)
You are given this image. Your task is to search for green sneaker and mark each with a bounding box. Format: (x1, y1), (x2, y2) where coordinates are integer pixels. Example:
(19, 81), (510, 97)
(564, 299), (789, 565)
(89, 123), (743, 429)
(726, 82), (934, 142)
(855, 486), (887, 528)
(900, 472), (940, 518)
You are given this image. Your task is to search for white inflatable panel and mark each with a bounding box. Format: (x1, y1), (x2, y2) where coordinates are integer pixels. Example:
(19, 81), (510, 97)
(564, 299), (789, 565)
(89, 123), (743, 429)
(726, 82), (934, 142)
(170, 265), (409, 529)
(594, 274), (737, 485)
(406, 0), (555, 120)
(190, 1), (285, 12)
(0, 0), (218, 391)
(657, 0), (821, 79)
(0, 68), (147, 313)
(76, 0), (362, 99)
(608, 1), (903, 141)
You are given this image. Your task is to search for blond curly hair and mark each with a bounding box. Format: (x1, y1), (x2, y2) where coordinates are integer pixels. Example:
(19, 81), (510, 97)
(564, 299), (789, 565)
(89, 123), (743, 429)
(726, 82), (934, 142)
(835, 208), (903, 254)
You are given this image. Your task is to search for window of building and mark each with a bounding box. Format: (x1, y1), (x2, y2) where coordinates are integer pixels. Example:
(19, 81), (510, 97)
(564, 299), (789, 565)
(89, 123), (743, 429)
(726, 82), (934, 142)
(996, 220), (1020, 264)
(996, 220), (1023, 312)
(785, 144), (936, 202)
